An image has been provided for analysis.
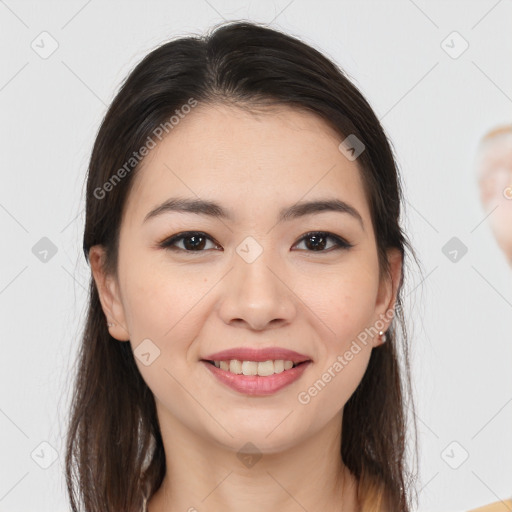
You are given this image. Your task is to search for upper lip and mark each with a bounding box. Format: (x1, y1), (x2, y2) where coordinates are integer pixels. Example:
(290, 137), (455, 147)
(202, 347), (312, 363)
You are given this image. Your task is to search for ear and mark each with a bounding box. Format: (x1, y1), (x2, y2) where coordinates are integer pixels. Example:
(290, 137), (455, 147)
(372, 247), (402, 347)
(88, 245), (130, 342)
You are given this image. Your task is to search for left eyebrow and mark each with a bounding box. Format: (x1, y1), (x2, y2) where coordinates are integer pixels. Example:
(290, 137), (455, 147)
(277, 198), (364, 231)
(143, 196), (365, 231)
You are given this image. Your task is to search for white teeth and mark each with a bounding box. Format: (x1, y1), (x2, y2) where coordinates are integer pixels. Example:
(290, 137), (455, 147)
(242, 361), (258, 376)
(274, 360), (284, 373)
(212, 359), (299, 376)
(229, 360), (242, 374)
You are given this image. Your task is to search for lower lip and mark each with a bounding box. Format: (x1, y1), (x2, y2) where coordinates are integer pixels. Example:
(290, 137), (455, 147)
(201, 360), (312, 396)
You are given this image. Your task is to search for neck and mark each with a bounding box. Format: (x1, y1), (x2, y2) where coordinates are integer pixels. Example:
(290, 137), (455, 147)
(147, 408), (360, 512)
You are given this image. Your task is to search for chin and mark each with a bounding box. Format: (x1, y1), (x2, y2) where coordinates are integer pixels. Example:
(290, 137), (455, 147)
(211, 433), (289, 455)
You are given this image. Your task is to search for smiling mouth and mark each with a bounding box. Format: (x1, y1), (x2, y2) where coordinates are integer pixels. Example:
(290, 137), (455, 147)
(202, 359), (310, 376)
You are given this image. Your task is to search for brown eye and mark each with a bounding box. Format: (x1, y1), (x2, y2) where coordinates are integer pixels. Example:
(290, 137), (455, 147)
(159, 232), (220, 252)
(293, 232), (353, 252)
(158, 230), (353, 254)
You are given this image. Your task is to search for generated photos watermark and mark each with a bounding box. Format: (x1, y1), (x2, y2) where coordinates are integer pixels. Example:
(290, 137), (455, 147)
(93, 97), (198, 200)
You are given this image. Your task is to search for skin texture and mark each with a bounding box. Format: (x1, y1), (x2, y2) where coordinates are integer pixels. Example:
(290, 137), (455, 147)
(476, 132), (512, 265)
(89, 104), (402, 512)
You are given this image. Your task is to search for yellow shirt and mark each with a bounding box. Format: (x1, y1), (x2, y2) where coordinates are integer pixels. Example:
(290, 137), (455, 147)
(467, 499), (512, 512)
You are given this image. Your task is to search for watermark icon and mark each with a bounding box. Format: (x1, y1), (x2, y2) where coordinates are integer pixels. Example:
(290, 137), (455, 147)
(237, 441), (262, 468)
(236, 236), (264, 264)
(338, 134), (365, 161)
(32, 236), (58, 263)
(297, 307), (398, 405)
(93, 97), (198, 200)
(31, 31), (59, 59)
(441, 236), (468, 263)
(440, 31), (469, 60)
(30, 441), (59, 469)
(134, 338), (161, 366)
(441, 441), (469, 469)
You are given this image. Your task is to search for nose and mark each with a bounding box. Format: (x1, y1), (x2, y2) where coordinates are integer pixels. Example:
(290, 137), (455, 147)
(217, 246), (297, 331)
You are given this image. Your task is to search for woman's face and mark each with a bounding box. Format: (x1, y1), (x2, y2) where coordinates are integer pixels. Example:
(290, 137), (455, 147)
(91, 103), (400, 454)
(476, 133), (512, 263)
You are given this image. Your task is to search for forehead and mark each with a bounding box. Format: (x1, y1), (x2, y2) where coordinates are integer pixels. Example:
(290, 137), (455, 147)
(124, 103), (370, 226)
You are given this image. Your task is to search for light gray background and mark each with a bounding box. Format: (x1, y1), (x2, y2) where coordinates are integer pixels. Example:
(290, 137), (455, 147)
(1, 1), (511, 511)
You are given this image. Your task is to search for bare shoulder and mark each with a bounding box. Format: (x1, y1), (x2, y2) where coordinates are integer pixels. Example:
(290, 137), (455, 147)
(466, 499), (512, 512)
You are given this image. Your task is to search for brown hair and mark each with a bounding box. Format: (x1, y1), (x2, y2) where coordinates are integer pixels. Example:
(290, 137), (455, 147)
(481, 124), (512, 143)
(65, 20), (419, 511)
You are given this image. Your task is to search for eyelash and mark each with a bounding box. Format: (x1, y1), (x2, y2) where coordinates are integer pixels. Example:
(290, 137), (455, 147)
(158, 231), (353, 254)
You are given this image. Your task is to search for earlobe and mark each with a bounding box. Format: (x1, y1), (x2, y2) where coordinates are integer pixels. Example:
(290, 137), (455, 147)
(374, 248), (402, 346)
(88, 245), (130, 342)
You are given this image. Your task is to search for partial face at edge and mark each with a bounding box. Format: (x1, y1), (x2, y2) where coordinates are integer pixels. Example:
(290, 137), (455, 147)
(90, 103), (401, 453)
(476, 133), (512, 263)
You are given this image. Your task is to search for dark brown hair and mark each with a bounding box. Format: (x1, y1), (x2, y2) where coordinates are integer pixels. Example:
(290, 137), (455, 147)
(65, 20), (419, 512)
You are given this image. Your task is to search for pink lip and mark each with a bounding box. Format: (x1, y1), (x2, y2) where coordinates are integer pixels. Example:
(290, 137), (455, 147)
(202, 360), (312, 396)
(201, 347), (312, 363)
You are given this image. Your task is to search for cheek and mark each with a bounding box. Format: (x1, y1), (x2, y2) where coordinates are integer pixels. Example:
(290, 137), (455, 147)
(119, 249), (212, 341)
(121, 263), (211, 408)
(480, 167), (512, 206)
(295, 259), (379, 346)
(489, 204), (512, 250)
(289, 262), (378, 416)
